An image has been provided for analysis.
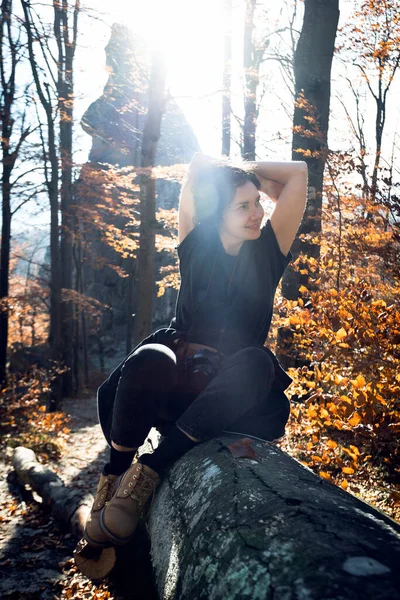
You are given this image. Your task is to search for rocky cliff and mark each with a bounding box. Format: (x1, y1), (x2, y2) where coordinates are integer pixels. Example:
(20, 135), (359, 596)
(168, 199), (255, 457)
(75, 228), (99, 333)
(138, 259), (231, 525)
(77, 24), (200, 370)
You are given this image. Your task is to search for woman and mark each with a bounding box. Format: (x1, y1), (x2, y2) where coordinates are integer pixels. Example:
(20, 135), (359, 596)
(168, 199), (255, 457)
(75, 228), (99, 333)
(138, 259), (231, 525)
(84, 153), (308, 548)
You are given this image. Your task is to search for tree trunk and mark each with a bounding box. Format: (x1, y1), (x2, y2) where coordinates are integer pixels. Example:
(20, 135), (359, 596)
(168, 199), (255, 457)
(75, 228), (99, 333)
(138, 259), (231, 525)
(242, 0), (267, 161)
(370, 95), (384, 204)
(133, 49), (167, 343)
(22, 0), (63, 406)
(0, 163), (11, 387)
(149, 434), (400, 600)
(98, 336), (105, 373)
(72, 232), (81, 392)
(12, 446), (93, 536)
(0, 0), (13, 387)
(221, 0), (232, 158)
(75, 231), (89, 388)
(242, 0), (257, 161)
(12, 445), (118, 581)
(72, 299), (80, 392)
(54, 0), (80, 396)
(48, 113), (63, 407)
(0, 0), (31, 385)
(125, 257), (136, 355)
(277, 0), (339, 368)
(126, 89), (140, 354)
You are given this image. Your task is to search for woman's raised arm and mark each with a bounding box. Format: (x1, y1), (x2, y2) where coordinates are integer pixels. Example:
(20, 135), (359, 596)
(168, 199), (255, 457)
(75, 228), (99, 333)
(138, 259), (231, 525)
(178, 177), (196, 244)
(250, 160), (308, 257)
(178, 152), (220, 244)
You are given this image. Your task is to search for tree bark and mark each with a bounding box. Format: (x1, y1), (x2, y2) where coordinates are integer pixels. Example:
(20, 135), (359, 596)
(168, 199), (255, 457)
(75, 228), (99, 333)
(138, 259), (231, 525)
(12, 446), (93, 536)
(242, 0), (268, 161)
(242, 0), (257, 161)
(12, 445), (118, 580)
(125, 257), (136, 355)
(22, 0), (63, 406)
(277, 0), (339, 368)
(53, 0), (80, 396)
(75, 229), (89, 388)
(133, 49), (167, 343)
(221, 0), (232, 158)
(0, 1), (14, 388)
(0, 0), (31, 385)
(149, 434), (400, 600)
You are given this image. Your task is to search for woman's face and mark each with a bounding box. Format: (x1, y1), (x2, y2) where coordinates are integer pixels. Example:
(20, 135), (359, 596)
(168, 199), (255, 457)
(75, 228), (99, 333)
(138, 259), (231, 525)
(219, 181), (265, 242)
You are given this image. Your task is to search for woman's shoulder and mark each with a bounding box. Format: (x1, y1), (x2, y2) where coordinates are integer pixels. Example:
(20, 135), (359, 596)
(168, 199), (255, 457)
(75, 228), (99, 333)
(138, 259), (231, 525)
(175, 221), (214, 260)
(250, 218), (293, 286)
(256, 219), (293, 263)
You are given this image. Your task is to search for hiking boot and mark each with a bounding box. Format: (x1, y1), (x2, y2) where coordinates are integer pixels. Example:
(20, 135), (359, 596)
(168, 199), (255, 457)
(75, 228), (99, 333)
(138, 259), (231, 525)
(99, 461), (160, 546)
(84, 470), (118, 548)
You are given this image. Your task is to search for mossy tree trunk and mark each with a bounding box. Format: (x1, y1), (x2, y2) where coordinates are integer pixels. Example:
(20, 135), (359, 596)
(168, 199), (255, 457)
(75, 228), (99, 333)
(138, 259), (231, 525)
(149, 434), (400, 600)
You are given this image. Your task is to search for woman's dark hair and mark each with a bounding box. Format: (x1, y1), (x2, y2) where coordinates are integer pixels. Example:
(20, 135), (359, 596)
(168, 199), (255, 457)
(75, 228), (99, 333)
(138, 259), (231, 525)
(191, 164), (261, 226)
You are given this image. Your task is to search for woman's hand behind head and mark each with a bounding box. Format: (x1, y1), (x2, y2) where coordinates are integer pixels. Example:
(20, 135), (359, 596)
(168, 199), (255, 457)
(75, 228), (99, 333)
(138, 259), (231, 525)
(187, 152), (226, 180)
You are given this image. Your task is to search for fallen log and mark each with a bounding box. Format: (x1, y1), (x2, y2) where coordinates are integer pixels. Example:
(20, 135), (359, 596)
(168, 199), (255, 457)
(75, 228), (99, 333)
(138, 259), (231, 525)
(148, 434), (400, 600)
(12, 446), (117, 580)
(12, 446), (94, 537)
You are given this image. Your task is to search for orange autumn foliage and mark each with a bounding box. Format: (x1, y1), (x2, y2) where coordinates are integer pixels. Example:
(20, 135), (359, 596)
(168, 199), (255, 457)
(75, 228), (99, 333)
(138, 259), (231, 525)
(272, 156), (399, 520)
(338, 0), (400, 86)
(74, 162), (183, 294)
(0, 368), (70, 460)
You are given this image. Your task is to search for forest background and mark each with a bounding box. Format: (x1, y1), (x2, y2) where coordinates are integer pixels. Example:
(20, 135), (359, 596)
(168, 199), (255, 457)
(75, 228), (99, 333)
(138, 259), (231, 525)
(1, 0), (399, 530)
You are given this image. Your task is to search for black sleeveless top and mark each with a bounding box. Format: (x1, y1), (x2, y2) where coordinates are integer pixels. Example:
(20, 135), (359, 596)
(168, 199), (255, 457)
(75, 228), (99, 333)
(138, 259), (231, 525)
(170, 219), (293, 357)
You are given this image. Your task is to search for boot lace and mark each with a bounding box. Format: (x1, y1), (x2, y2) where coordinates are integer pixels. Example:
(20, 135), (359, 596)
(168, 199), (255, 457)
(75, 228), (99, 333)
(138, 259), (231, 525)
(124, 469), (158, 518)
(95, 475), (117, 509)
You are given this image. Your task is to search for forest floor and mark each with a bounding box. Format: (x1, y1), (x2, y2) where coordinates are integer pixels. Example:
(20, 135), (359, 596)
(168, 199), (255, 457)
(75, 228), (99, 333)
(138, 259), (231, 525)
(0, 394), (159, 600)
(0, 394), (399, 599)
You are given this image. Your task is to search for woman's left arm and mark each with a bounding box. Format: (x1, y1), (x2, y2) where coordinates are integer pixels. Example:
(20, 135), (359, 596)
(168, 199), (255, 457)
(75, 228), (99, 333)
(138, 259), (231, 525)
(248, 160), (308, 257)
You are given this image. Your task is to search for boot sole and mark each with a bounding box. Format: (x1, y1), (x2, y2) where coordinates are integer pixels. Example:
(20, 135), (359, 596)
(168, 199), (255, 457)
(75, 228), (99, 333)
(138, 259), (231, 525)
(83, 526), (114, 549)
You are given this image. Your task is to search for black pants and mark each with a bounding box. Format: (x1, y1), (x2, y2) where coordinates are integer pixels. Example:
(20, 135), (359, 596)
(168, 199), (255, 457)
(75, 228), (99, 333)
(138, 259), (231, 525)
(110, 343), (283, 447)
